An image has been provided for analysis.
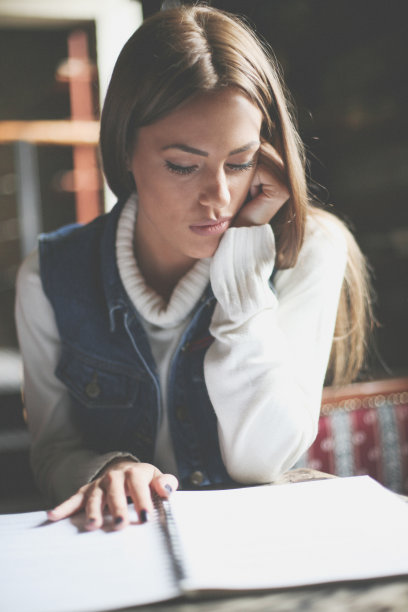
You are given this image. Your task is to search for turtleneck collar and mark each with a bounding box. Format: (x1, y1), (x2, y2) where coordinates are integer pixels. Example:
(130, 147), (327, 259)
(116, 193), (211, 329)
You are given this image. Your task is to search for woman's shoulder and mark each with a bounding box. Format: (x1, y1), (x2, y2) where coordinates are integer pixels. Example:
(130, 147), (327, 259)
(274, 209), (348, 291)
(15, 249), (58, 335)
(304, 208), (348, 251)
(300, 208), (349, 267)
(17, 249), (40, 291)
(16, 249), (54, 319)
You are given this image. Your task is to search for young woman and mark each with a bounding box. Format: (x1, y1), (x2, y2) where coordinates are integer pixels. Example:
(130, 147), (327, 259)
(15, 5), (371, 530)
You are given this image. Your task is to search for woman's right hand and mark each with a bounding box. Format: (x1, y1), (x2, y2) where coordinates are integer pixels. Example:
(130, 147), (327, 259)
(47, 460), (178, 530)
(234, 142), (290, 228)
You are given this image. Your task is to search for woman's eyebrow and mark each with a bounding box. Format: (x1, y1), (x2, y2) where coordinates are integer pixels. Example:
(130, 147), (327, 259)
(229, 141), (260, 155)
(161, 141), (260, 157)
(162, 143), (208, 156)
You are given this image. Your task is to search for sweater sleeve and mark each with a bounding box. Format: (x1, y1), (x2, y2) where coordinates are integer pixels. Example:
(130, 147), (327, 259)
(204, 216), (347, 484)
(15, 251), (138, 504)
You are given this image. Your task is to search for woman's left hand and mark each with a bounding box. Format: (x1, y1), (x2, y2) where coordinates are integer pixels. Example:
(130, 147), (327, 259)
(234, 145), (290, 227)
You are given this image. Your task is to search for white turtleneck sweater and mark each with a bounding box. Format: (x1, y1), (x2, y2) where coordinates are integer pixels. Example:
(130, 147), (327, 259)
(15, 195), (347, 503)
(115, 195), (211, 477)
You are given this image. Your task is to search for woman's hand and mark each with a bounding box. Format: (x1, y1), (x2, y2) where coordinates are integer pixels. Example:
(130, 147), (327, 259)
(234, 143), (290, 227)
(47, 460), (178, 530)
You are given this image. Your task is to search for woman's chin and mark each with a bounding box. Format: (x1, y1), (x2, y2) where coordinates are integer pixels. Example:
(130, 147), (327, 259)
(189, 243), (220, 261)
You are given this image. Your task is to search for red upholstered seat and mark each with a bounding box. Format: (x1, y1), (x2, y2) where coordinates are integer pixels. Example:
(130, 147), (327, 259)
(301, 378), (408, 494)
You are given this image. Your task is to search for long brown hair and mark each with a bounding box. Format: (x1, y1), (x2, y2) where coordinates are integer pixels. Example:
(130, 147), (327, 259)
(100, 5), (373, 385)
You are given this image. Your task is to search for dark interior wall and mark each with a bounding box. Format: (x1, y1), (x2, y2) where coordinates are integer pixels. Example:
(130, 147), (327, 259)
(143, 0), (408, 377)
(228, 0), (408, 377)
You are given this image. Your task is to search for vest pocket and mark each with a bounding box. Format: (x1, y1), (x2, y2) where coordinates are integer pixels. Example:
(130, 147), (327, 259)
(56, 347), (143, 410)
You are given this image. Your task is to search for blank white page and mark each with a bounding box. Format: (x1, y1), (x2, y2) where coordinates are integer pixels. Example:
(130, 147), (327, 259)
(0, 507), (180, 612)
(169, 476), (408, 591)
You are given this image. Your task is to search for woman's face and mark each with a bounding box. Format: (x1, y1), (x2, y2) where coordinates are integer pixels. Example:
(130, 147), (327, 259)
(129, 88), (263, 273)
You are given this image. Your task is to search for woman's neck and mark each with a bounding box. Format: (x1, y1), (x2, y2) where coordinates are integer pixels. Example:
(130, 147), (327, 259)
(134, 240), (196, 302)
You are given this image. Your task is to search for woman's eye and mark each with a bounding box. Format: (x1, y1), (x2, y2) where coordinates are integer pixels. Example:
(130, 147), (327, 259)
(227, 159), (256, 172)
(165, 161), (197, 175)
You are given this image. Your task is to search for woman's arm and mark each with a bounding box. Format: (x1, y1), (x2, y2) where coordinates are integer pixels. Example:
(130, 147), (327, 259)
(15, 252), (176, 527)
(204, 200), (347, 485)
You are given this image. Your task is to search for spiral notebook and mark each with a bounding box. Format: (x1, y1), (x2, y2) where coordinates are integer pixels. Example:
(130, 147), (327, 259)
(1, 476), (408, 612)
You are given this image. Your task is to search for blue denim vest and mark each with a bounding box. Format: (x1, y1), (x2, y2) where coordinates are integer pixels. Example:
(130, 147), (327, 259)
(39, 200), (234, 490)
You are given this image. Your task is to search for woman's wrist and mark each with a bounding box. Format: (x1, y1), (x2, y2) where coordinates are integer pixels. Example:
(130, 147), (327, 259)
(210, 225), (277, 322)
(91, 454), (140, 482)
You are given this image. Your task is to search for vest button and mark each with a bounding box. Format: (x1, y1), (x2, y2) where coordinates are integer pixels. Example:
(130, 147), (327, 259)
(190, 470), (204, 486)
(85, 379), (100, 399)
(175, 405), (189, 422)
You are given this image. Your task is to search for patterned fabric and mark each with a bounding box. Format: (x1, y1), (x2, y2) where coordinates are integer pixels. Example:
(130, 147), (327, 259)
(296, 389), (408, 494)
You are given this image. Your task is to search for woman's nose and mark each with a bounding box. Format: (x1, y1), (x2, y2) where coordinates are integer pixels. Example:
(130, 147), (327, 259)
(199, 169), (231, 209)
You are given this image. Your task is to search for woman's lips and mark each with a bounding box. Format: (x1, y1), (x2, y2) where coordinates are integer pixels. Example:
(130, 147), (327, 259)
(189, 217), (232, 236)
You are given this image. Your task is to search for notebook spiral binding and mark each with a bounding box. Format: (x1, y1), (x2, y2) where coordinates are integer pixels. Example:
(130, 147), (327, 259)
(155, 495), (189, 585)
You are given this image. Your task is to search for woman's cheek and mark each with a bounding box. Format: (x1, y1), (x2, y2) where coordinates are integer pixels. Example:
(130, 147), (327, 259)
(236, 177), (254, 208)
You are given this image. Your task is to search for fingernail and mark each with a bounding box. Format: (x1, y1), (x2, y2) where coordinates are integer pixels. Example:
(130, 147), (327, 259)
(114, 516), (123, 526)
(140, 509), (148, 523)
(86, 518), (96, 526)
(164, 484), (173, 495)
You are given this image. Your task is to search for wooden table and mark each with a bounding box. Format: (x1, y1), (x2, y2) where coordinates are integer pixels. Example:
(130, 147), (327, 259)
(128, 578), (408, 612)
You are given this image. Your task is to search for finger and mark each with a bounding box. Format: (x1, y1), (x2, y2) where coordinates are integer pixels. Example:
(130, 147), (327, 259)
(236, 191), (287, 226)
(84, 486), (105, 531)
(255, 188), (290, 220)
(47, 490), (86, 522)
(102, 470), (129, 530)
(151, 473), (179, 499)
(259, 143), (287, 183)
(255, 163), (289, 197)
(261, 180), (290, 204)
(125, 464), (160, 523)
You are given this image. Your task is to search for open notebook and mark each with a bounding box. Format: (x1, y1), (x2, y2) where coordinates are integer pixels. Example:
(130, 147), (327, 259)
(1, 476), (408, 612)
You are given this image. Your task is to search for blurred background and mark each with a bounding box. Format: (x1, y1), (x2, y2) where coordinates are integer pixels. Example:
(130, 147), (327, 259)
(0, 0), (407, 507)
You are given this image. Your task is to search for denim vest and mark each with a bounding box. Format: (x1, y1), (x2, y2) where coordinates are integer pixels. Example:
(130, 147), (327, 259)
(39, 200), (234, 490)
